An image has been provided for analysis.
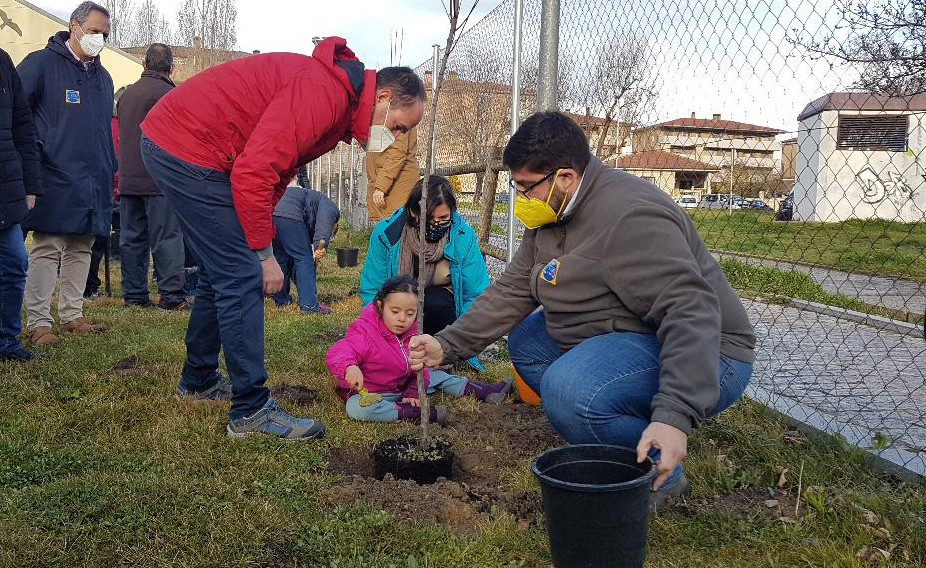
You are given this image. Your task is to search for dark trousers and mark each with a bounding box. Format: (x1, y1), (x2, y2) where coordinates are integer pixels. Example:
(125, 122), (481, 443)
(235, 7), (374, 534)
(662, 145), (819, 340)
(85, 210), (120, 296)
(141, 135), (269, 420)
(0, 224), (28, 355)
(271, 216), (320, 310)
(423, 286), (456, 336)
(119, 195), (186, 304)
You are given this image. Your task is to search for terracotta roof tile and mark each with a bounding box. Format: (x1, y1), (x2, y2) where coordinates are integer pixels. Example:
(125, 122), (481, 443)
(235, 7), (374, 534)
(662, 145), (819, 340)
(643, 117), (784, 135)
(609, 150), (721, 171)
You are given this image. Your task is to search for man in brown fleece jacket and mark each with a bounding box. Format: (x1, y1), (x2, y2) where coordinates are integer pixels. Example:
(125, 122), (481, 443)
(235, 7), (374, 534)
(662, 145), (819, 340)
(410, 112), (756, 508)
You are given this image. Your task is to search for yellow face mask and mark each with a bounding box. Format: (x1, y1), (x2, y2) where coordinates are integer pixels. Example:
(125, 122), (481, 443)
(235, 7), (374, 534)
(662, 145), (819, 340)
(514, 170), (568, 230)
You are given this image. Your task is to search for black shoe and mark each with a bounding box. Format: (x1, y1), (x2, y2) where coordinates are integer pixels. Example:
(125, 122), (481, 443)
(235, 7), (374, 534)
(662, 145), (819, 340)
(0, 345), (34, 362)
(158, 298), (192, 311)
(84, 290), (102, 300)
(124, 299), (153, 308)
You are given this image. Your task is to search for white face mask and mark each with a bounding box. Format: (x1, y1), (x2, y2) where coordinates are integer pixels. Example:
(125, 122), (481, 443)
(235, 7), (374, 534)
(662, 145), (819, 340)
(76, 25), (105, 58)
(365, 102), (395, 153)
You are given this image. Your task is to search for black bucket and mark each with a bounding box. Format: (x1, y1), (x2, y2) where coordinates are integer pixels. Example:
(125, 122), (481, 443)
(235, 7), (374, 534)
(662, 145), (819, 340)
(336, 247), (359, 268)
(532, 445), (656, 568)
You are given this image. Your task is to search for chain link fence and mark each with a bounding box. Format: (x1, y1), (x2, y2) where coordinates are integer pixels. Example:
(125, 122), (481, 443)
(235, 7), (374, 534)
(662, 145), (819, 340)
(318, 0), (926, 479)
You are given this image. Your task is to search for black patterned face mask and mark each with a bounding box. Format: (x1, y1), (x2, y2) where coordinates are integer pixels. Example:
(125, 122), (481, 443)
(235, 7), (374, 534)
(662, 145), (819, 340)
(425, 220), (451, 243)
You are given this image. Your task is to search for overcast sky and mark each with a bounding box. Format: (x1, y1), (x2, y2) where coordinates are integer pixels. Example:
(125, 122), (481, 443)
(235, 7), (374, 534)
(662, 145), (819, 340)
(35, 0), (495, 68)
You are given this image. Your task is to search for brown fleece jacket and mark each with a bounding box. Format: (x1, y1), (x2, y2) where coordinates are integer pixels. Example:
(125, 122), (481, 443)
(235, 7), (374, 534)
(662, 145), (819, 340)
(435, 157), (756, 433)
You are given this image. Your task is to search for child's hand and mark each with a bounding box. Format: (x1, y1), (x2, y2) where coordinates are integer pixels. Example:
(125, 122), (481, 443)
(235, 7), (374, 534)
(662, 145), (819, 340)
(345, 365), (364, 390)
(401, 397), (420, 407)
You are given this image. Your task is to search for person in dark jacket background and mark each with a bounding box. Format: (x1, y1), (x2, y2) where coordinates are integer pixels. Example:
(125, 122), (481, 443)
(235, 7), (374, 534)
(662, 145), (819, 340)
(85, 85), (124, 299)
(271, 184), (340, 315)
(117, 44), (188, 310)
(0, 48), (40, 362)
(140, 36), (425, 440)
(17, 1), (115, 346)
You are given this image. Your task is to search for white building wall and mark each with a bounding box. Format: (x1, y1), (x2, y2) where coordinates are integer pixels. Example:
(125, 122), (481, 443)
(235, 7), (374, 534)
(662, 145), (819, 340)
(794, 109), (926, 222)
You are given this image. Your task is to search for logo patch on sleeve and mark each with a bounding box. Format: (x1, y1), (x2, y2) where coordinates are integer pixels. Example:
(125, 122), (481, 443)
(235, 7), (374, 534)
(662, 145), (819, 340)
(540, 258), (560, 285)
(65, 90), (80, 104)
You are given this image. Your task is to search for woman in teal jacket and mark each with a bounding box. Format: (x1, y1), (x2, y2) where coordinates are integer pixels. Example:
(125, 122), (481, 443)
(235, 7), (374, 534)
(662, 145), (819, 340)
(359, 176), (490, 370)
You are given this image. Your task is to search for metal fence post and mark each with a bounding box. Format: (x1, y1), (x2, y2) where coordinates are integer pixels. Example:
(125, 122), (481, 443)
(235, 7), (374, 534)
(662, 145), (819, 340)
(507, 0), (524, 263)
(537, 0), (560, 111)
(327, 152), (332, 199)
(338, 143), (344, 212)
(349, 142), (356, 231)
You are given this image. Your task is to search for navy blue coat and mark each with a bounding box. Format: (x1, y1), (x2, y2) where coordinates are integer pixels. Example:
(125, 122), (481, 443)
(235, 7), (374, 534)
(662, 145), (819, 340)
(0, 48), (40, 230)
(17, 32), (115, 237)
(272, 187), (340, 249)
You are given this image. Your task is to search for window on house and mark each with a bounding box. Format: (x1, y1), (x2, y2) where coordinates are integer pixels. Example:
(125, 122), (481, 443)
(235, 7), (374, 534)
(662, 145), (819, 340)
(837, 115), (909, 151)
(642, 176), (655, 184)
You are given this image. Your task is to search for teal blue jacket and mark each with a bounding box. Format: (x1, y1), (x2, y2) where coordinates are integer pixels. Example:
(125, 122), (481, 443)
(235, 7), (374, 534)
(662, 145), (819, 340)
(359, 208), (491, 318)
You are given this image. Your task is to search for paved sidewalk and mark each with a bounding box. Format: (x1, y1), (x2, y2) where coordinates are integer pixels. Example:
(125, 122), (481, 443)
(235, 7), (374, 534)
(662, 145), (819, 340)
(746, 299), (926, 464)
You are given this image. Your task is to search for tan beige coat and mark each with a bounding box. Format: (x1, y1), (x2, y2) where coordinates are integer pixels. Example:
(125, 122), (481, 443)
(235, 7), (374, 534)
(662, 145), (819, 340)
(365, 128), (420, 221)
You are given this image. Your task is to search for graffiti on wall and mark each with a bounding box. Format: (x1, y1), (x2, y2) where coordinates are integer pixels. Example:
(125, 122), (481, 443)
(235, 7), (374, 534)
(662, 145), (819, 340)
(856, 167), (914, 204)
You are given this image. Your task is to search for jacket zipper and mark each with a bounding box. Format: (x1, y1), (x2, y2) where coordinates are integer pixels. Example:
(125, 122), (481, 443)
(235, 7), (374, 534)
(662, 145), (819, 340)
(394, 334), (410, 374)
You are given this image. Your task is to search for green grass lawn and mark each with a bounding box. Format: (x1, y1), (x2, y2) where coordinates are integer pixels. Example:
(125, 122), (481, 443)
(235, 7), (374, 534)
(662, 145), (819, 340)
(690, 211), (926, 282)
(2, 232), (924, 567)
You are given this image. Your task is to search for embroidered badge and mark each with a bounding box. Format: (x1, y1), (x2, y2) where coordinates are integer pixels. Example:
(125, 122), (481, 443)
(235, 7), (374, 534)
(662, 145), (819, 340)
(540, 258), (560, 285)
(65, 90), (80, 104)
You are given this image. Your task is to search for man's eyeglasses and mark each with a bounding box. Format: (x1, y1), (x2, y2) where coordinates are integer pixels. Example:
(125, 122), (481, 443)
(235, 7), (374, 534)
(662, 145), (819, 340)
(508, 168), (566, 198)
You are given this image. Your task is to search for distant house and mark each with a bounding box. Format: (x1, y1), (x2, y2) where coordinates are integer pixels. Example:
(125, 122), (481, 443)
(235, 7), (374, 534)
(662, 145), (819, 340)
(793, 92), (926, 222)
(123, 38), (253, 83)
(632, 113), (784, 187)
(607, 150), (720, 198)
(0, 0), (142, 90)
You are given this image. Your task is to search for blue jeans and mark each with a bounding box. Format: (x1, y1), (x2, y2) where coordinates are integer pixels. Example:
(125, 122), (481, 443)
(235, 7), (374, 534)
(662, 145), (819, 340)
(271, 216), (320, 310)
(345, 370), (468, 422)
(0, 224), (28, 355)
(141, 136), (269, 420)
(509, 311), (752, 484)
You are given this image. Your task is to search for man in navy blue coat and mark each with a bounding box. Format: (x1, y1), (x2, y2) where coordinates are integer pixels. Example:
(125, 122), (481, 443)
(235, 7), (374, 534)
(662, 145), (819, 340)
(0, 48), (40, 362)
(17, 1), (115, 346)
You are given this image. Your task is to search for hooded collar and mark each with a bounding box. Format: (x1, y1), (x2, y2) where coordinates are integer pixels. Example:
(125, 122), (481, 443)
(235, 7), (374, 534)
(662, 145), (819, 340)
(357, 303), (419, 341)
(310, 37), (376, 146)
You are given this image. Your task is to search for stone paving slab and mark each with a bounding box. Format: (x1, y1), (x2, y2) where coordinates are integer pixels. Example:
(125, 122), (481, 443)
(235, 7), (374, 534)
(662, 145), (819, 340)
(746, 300), (926, 461)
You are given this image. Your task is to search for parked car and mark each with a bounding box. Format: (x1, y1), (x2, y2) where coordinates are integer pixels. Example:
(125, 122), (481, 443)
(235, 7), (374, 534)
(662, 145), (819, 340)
(749, 200), (773, 211)
(676, 195), (698, 209)
(698, 193), (745, 209)
(775, 191), (794, 221)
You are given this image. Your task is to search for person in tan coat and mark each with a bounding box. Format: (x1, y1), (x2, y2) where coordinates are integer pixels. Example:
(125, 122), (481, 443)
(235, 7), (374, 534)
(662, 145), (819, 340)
(366, 127), (420, 221)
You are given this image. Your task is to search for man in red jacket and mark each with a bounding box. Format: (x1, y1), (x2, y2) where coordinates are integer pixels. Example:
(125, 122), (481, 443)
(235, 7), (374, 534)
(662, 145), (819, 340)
(140, 37), (425, 440)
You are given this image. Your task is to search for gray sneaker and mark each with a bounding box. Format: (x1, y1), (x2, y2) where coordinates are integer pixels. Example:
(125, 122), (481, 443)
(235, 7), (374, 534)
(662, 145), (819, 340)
(650, 472), (692, 512)
(176, 376), (233, 401)
(226, 399), (325, 440)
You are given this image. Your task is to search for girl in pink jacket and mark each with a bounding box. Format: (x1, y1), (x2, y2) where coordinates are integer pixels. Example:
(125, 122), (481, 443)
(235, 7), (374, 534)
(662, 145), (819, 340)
(325, 276), (512, 424)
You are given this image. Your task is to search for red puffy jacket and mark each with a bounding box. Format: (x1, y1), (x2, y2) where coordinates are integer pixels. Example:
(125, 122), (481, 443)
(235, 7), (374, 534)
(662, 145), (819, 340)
(141, 37), (375, 250)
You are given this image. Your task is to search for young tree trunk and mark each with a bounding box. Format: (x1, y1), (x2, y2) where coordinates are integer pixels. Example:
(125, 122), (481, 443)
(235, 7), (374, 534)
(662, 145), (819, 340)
(476, 165), (499, 246)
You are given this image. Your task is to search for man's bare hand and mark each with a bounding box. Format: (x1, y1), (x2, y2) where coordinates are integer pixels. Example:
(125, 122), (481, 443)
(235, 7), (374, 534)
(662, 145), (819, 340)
(26, 195), (36, 210)
(637, 422), (688, 490)
(372, 190), (386, 209)
(408, 334), (444, 371)
(261, 256), (284, 294)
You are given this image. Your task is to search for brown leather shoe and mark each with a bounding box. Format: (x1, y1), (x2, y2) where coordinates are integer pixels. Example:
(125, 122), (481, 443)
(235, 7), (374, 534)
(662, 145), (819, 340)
(29, 326), (60, 346)
(61, 317), (106, 334)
